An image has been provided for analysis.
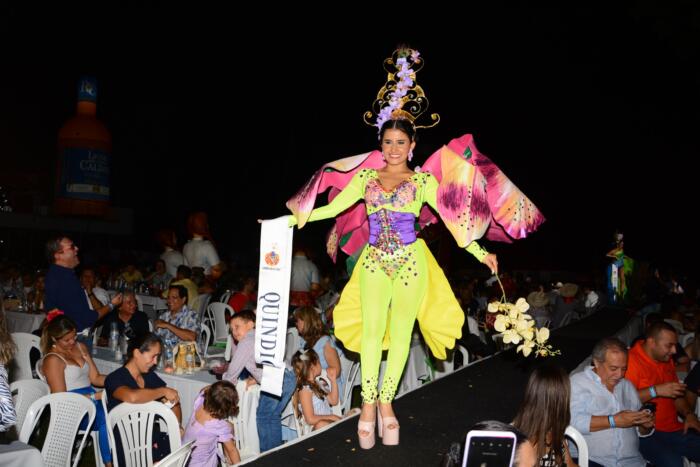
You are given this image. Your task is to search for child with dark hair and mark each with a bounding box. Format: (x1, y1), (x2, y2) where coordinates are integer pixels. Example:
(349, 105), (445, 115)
(291, 349), (340, 431)
(183, 381), (241, 466)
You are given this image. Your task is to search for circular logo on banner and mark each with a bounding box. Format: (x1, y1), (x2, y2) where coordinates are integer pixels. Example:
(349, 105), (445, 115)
(265, 249), (280, 266)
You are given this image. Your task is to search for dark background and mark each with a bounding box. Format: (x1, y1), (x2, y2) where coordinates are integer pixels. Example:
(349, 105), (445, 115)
(1, 3), (697, 275)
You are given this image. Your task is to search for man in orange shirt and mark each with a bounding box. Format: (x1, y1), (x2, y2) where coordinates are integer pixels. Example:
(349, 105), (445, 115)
(626, 321), (700, 466)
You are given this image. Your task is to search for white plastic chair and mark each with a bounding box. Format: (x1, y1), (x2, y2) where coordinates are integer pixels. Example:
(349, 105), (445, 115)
(339, 360), (360, 415)
(206, 302), (233, 344)
(199, 323), (211, 358)
(565, 425), (588, 467)
(35, 359), (47, 382)
(153, 440), (194, 467)
(196, 293), (212, 323)
(10, 332), (41, 381)
(432, 345), (469, 380)
(19, 392), (96, 467)
(284, 328), (300, 364)
(230, 380), (260, 458)
(106, 401), (182, 467)
(219, 291), (232, 305)
(10, 379), (50, 434)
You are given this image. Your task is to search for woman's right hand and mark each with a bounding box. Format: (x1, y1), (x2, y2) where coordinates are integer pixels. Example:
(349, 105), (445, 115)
(162, 387), (179, 403)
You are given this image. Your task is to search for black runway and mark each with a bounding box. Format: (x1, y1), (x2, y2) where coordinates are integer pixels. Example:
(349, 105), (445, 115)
(247, 308), (632, 466)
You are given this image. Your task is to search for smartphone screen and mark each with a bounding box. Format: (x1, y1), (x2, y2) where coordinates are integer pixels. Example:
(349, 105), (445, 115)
(462, 430), (516, 467)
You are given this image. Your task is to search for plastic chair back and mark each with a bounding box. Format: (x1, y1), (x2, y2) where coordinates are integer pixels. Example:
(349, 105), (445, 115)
(153, 440), (194, 467)
(565, 425), (588, 467)
(9, 378), (49, 434)
(107, 401), (182, 467)
(19, 392), (96, 467)
(10, 332), (41, 381)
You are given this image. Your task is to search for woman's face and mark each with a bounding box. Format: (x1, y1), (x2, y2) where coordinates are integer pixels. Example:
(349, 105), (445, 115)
(54, 330), (77, 351)
(120, 295), (137, 316)
(36, 276), (45, 291)
(381, 128), (415, 166)
(135, 342), (161, 373)
(295, 317), (305, 334)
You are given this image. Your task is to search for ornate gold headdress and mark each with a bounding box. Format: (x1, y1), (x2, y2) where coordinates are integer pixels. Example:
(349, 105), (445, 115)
(363, 47), (440, 133)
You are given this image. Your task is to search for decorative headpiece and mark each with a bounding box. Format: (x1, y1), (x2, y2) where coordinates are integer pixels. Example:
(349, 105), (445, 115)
(47, 309), (65, 323)
(298, 349), (310, 362)
(363, 47), (440, 134)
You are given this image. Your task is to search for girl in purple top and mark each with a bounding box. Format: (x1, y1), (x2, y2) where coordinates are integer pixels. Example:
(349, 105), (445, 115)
(183, 381), (240, 466)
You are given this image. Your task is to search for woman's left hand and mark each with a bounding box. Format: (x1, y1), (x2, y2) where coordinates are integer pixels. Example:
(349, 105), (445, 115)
(482, 253), (498, 275)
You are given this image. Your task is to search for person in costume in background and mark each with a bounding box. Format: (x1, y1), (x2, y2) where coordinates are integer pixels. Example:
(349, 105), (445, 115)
(606, 230), (634, 304)
(285, 48), (544, 449)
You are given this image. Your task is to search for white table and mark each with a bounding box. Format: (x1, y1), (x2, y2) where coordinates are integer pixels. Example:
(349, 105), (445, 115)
(0, 441), (45, 467)
(92, 346), (217, 423)
(4, 311), (46, 333)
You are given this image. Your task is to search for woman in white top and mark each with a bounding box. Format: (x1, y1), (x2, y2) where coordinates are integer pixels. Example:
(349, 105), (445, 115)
(41, 311), (112, 467)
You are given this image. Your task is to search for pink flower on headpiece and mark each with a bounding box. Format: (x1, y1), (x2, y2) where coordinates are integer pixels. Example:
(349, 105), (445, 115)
(47, 309), (65, 323)
(411, 50), (421, 62)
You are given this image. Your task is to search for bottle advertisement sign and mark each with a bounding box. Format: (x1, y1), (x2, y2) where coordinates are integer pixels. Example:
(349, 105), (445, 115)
(78, 77), (98, 103)
(59, 148), (110, 201)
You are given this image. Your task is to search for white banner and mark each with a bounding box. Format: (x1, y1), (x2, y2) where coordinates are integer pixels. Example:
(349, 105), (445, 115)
(255, 216), (293, 396)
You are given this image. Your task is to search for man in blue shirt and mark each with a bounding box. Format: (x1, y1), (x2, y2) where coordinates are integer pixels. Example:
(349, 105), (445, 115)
(570, 337), (654, 466)
(44, 235), (122, 343)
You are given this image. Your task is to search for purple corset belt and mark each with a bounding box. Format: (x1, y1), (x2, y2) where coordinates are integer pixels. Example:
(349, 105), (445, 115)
(368, 210), (416, 251)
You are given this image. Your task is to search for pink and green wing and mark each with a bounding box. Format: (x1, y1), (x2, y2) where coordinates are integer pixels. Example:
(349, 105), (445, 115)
(286, 150), (384, 261)
(421, 134), (545, 245)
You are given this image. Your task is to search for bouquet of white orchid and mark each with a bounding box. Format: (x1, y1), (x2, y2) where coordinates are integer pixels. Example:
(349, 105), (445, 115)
(487, 297), (560, 357)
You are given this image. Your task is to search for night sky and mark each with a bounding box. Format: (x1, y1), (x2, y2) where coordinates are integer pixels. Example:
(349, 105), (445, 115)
(1, 4), (698, 275)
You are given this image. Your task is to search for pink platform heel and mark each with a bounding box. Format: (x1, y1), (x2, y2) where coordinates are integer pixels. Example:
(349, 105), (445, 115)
(357, 418), (376, 449)
(377, 407), (400, 445)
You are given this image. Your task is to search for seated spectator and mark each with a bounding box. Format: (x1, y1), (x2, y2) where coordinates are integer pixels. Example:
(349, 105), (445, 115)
(550, 283), (584, 328)
(26, 271), (45, 311)
(291, 349), (340, 431)
(294, 306), (343, 396)
(527, 290), (551, 328)
(41, 312), (112, 466)
(198, 262), (227, 295)
(582, 284), (600, 314)
(183, 381), (241, 466)
(154, 285), (197, 348)
(513, 365), (576, 466)
(227, 275), (257, 314)
(166, 265), (199, 309)
(0, 320), (17, 441)
(146, 259), (172, 295)
(223, 310), (295, 452)
(81, 267), (110, 311)
(99, 291), (150, 344)
(570, 337), (652, 466)
(441, 420), (536, 467)
(120, 263), (144, 285)
(626, 321), (700, 466)
(105, 333), (180, 464)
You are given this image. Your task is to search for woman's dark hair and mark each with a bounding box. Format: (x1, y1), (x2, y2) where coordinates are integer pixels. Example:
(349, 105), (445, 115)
(379, 118), (416, 142)
(512, 365), (570, 465)
(293, 306), (328, 349)
(126, 333), (162, 362)
(203, 380), (239, 419)
(40, 315), (77, 354)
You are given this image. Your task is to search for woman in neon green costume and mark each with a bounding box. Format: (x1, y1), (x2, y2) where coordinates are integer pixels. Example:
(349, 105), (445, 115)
(289, 119), (498, 448)
(286, 48), (544, 449)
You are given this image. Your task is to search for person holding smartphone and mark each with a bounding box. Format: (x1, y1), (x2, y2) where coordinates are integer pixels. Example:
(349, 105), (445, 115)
(570, 337), (653, 466)
(626, 322), (700, 466)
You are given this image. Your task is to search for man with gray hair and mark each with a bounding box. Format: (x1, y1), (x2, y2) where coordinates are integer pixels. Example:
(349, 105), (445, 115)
(570, 337), (654, 466)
